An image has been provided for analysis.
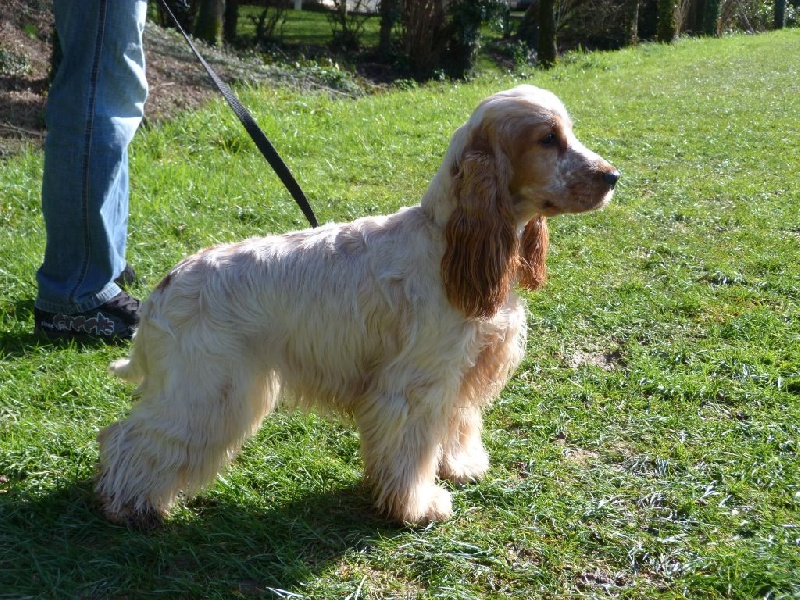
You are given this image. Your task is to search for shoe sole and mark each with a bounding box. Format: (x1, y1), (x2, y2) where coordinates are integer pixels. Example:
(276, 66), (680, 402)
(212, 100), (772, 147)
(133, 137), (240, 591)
(35, 326), (133, 345)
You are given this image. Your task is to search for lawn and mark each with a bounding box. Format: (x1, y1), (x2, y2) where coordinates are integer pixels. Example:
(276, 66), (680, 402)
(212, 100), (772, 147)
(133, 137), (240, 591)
(236, 4), (383, 47)
(1, 29), (798, 598)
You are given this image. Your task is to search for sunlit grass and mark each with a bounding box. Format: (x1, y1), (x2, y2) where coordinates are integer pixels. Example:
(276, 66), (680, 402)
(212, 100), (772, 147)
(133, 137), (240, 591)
(236, 5), (383, 47)
(1, 29), (798, 598)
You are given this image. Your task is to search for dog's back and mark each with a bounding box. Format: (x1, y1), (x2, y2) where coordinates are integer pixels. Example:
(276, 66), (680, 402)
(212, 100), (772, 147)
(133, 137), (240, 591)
(108, 206), (450, 406)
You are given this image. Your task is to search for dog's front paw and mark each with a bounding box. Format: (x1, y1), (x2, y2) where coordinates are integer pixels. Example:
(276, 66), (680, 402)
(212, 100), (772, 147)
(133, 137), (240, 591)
(95, 493), (165, 532)
(439, 448), (490, 484)
(425, 485), (454, 522)
(397, 485), (453, 525)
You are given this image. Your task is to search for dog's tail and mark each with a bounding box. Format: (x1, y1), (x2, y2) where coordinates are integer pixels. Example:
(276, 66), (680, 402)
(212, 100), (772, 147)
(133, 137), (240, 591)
(109, 311), (149, 384)
(109, 286), (177, 385)
(108, 295), (161, 385)
(109, 356), (142, 383)
(109, 330), (147, 382)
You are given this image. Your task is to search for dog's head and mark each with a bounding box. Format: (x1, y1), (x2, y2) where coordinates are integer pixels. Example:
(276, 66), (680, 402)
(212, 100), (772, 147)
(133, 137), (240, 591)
(441, 85), (619, 318)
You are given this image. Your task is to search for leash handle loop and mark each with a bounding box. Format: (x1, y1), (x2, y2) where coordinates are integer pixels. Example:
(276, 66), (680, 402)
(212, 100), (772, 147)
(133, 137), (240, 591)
(156, 0), (319, 228)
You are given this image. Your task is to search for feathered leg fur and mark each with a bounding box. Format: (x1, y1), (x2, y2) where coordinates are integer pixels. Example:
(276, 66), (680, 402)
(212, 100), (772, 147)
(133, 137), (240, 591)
(97, 316), (278, 528)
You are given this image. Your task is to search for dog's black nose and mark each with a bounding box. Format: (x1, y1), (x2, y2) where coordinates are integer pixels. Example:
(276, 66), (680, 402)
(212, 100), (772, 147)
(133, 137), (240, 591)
(603, 170), (620, 187)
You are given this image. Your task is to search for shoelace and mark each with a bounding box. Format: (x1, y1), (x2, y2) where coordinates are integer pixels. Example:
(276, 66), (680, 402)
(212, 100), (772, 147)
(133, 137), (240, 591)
(105, 292), (141, 313)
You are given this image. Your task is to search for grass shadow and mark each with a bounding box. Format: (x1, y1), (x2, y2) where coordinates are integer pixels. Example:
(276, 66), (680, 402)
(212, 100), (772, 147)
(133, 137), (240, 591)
(0, 299), (45, 358)
(0, 475), (400, 596)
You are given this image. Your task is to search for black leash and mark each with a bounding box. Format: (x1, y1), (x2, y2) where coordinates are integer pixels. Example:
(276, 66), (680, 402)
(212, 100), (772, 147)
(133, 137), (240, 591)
(155, 0), (319, 228)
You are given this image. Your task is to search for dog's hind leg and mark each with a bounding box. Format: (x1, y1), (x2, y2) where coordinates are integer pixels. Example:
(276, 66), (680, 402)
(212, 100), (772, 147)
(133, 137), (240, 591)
(356, 390), (454, 525)
(95, 362), (276, 529)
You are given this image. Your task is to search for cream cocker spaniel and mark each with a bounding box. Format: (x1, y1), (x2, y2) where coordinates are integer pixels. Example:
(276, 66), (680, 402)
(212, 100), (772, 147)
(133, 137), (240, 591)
(96, 85), (619, 528)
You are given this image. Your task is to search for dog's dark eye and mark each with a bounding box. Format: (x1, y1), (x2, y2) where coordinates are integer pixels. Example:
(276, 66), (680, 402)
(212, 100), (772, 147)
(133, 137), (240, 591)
(540, 133), (558, 146)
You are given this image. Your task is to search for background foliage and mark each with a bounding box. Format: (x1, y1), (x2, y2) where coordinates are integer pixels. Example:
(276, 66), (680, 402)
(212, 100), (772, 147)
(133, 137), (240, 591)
(163, 0), (799, 78)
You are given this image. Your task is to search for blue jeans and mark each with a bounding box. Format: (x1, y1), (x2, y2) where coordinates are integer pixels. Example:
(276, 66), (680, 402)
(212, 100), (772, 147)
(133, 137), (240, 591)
(36, 0), (148, 314)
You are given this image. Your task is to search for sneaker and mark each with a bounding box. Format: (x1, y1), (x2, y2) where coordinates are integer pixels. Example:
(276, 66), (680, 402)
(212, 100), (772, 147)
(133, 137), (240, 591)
(114, 263), (138, 289)
(34, 291), (141, 343)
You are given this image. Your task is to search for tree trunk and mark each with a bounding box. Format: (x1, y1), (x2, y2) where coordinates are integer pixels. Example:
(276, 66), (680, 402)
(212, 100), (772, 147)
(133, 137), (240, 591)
(379, 0), (401, 55)
(774, 0), (787, 28)
(537, 0), (557, 68)
(158, 0), (195, 32)
(625, 0), (640, 45)
(403, 0), (450, 79)
(195, 0), (225, 46)
(656, 0), (677, 42)
(224, 0), (238, 42)
(518, 3), (538, 49)
(702, 0), (721, 35)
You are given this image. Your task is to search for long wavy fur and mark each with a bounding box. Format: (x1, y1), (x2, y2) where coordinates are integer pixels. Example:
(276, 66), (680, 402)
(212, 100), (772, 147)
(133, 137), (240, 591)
(94, 85), (617, 529)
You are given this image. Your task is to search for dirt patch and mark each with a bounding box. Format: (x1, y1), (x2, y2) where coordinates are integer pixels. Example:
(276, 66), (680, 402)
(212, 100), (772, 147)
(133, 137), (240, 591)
(0, 1), (51, 154)
(0, 1), (367, 156)
(0, 2), (259, 154)
(567, 349), (623, 371)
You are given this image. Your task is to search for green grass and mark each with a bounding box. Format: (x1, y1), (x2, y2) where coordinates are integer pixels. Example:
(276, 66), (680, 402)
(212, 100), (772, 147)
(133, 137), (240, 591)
(236, 5), (383, 48)
(1, 29), (799, 598)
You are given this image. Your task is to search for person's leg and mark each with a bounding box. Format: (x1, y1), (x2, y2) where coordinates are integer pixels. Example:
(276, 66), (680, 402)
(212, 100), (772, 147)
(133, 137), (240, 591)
(36, 0), (147, 315)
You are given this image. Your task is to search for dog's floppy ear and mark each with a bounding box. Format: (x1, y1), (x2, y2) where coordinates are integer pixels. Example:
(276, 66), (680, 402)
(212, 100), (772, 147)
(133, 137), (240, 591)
(442, 128), (518, 318)
(518, 216), (549, 291)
